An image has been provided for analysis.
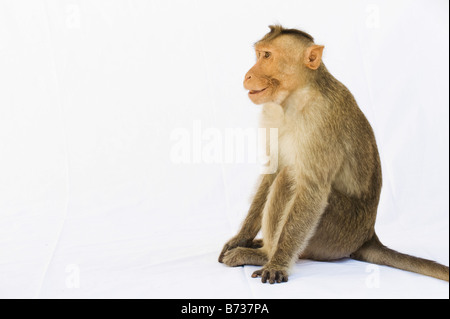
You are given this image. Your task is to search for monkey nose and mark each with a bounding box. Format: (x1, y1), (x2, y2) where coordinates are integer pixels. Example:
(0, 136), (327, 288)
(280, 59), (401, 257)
(244, 69), (256, 89)
(244, 73), (252, 88)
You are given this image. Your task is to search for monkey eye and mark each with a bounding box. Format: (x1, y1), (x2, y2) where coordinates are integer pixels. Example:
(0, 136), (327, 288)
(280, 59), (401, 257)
(264, 51), (271, 59)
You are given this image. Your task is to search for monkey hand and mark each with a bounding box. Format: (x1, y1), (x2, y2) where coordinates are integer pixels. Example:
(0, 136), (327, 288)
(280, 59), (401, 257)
(218, 237), (263, 263)
(252, 263), (289, 284)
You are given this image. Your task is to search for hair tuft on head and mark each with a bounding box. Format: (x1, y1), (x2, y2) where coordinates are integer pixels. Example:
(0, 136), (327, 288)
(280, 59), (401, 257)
(256, 24), (314, 45)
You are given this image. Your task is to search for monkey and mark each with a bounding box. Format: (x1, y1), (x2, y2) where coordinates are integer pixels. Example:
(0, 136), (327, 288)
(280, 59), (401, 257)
(218, 25), (449, 284)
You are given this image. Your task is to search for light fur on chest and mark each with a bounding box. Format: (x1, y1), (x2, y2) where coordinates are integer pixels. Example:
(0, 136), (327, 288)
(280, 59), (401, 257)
(259, 90), (316, 172)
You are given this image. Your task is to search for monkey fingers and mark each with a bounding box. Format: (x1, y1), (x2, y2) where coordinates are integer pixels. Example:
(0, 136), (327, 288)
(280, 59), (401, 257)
(252, 266), (288, 284)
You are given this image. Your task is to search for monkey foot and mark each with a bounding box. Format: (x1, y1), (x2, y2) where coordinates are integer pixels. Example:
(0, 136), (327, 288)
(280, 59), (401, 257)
(218, 238), (264, 263)
(222, 248), (245, 267)
(252, 266), (288, 284)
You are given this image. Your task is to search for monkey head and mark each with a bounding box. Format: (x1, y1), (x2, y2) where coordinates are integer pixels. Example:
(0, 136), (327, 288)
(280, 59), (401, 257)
(243, 25), (324, 105)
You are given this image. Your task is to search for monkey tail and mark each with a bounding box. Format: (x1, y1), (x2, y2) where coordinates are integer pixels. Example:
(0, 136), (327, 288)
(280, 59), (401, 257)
(350, 234), (449, 282)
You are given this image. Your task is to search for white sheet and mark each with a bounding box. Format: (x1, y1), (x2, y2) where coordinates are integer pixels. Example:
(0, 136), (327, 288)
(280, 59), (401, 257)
(0, 0), (448, 299)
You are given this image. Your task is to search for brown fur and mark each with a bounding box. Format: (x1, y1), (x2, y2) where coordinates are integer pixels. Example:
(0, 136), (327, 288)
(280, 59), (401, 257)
(219, 25), (449, 284)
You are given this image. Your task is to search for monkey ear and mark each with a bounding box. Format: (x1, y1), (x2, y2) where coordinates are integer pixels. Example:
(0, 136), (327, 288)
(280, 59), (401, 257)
(304, 45), (324, 70)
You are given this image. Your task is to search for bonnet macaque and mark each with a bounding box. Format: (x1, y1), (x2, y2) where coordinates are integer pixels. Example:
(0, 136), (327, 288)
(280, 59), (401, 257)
(219, 25), (449, 284)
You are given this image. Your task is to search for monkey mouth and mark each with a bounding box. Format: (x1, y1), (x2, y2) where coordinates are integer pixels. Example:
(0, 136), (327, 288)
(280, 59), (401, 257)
(249, 87), (268, 95)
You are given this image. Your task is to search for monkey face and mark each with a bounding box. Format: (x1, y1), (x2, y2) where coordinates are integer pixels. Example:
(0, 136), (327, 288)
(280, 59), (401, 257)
(244, 48), (287, 105)
(244, 36), (303, 105)
(243, 34), (323, 106)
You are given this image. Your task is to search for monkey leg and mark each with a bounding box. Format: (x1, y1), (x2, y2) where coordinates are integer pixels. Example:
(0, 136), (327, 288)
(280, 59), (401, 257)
(301, 189), (377, 261)
(254, 184), (330, 284)
(222, 247), (268, 267)
(218, 174), (276, 263)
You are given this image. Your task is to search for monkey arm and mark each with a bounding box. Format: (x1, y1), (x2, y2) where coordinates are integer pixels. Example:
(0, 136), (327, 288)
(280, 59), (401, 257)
(218, 173), (276, 263)
(272, 180), (330, 267)
(238, 173), (277, 239)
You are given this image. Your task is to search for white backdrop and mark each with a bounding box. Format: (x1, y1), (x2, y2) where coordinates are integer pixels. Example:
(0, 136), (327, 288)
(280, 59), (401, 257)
(0, 0), (448, 299)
